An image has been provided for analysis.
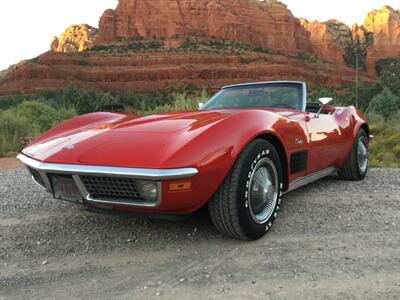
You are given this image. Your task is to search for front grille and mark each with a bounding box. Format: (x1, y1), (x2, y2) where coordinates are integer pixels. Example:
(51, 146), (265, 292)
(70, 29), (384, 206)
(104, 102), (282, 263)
(28, 167), (45, 188)
(80, 175), (143, 201)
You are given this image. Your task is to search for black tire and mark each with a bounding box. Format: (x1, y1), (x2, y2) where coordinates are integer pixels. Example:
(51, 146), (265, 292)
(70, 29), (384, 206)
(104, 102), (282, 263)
(338, 128), (369, 180)
(208, 139), (283, 240)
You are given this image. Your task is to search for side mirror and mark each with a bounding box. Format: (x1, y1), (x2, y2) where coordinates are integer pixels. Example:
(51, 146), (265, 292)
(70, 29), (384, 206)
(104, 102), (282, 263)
(198, 103), (204, 110)
(315, 97), (333, 118)
(318, 97), (333, 105)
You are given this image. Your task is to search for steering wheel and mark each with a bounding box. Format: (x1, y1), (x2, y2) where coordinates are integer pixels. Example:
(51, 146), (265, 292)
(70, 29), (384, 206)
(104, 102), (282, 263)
(272, 103), (295, 109)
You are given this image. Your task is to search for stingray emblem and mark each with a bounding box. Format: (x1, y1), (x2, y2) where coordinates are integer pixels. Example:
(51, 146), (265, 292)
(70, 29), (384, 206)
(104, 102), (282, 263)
(63, 145), (75, 150)
(295, 138), (304, 145)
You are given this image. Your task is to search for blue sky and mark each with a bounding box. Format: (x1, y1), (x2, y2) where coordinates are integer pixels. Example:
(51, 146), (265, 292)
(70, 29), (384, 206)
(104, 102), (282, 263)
(0, 0), (399, 70)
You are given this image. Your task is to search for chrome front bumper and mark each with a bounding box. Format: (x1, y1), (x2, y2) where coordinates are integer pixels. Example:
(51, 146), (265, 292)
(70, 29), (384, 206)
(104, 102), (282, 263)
(17, 154), (198, 208)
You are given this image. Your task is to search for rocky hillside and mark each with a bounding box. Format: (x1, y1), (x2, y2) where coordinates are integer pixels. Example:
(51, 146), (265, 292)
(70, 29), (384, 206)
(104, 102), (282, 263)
(0, 0), (399, 96)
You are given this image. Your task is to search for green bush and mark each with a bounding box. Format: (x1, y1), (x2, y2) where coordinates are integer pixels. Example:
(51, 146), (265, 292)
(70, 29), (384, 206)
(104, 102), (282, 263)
(17, 101), (59, 132)
(343, 81), (383, 112)
(0, 86), (210, 157)
(139, 90), (208, 116)
(0, 109), (36, 157)
(309, 86), (339, 103)
(296, 52), (324, 64)
(56, 86), (118, 114)
(368, 88), (400, 120)
(16, 101), (77, 132)
(0, 101), (76, 157)
(376, 57), (400, 97)
(89, 39), (164, 54)
(367, 112), (400, 168)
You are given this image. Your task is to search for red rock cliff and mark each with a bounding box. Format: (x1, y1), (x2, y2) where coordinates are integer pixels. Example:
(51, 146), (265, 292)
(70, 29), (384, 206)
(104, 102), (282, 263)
(2, 1), (400, 97)
(98, 0), (313, 54)
(300, 6), (400, 75)
(300, 19), (348, 66)
(363, 6), (400, 74)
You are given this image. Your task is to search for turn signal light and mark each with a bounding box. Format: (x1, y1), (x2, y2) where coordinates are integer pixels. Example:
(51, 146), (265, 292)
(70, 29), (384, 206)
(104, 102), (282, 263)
(91, 123), (117, 132)
(168, 181), (192, 191)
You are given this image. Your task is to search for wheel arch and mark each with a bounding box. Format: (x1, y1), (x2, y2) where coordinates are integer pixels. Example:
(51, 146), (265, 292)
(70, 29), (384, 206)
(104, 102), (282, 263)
(360, 123), (370, 140)
(254, 133), (289, 191)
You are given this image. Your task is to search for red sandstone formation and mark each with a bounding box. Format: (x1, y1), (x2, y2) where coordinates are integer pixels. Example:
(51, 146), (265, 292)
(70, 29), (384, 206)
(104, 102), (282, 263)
(0, 50), (375, 96)
(98, 0), (313, 54)
(363, 6), (400, 74)
(300, 6), (400, 75)
(1, 0), (399, 97)
(300, 19), (347, 66)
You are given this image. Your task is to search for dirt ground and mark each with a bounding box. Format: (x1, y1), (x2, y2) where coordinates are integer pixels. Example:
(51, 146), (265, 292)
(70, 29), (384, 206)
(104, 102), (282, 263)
(0, 158), (21, 170)
(0, 167), (399, 299)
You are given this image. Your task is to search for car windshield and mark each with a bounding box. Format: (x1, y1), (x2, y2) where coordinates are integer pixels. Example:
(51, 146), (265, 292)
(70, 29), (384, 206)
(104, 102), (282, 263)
(202, 83), (303, 111)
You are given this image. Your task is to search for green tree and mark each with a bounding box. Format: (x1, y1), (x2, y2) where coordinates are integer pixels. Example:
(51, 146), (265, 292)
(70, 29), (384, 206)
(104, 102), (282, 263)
(308, 86), (338, 103)
(368, 88), (400, 120)
(376, 57), (400, 98)
(343, 81), (383, 112)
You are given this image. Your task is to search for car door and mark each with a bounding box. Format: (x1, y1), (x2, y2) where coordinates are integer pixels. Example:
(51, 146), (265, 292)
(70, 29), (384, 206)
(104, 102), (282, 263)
(305, 112), (348, 174)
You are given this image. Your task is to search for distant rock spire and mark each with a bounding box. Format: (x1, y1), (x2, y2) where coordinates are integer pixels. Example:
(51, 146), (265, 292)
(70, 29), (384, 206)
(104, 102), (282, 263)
(50, 24), (99, 53)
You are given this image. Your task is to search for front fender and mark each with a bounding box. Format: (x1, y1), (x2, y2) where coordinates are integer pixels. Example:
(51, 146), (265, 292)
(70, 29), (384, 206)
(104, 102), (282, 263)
(161, 110), (302, 211)
(349, 106), (369, 138)
(26, 112), (132, 147)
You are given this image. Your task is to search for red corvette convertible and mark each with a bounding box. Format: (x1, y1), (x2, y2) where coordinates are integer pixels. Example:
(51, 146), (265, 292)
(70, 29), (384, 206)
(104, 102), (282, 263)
(18, 81), (369, 240)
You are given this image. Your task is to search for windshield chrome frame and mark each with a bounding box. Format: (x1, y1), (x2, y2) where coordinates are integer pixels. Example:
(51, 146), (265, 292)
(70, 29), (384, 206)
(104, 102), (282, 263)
(202, 81), (307, 112)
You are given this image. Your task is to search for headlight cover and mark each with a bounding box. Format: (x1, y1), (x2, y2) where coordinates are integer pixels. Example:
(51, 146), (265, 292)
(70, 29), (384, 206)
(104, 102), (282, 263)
(136, 180), (158, 202)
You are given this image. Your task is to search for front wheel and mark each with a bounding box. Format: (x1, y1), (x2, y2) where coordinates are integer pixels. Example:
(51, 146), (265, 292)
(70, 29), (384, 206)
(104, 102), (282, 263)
(209, 139), (283, 240)
(338, 128), (369, 180)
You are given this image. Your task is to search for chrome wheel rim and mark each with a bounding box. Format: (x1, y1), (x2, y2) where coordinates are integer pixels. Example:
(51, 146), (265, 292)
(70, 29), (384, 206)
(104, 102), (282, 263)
(357, 137), (368, 174)
(248, 158), (278, 224)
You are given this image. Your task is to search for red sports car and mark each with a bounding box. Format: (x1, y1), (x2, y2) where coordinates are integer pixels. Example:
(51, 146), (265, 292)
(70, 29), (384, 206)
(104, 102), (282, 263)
(18, 81), (369, 240)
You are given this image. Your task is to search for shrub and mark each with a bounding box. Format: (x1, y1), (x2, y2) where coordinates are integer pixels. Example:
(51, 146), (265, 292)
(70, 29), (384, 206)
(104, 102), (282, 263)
(342, 81), (383, 112)
(368, 88), (400, 120)
(296, 52), (323, 64)
(16, 101), (60, 132)
(0, 101), (76, 157)
(139, 90), (209, 116)
(308, 86), (339, 103)
(0, 109), (36, 156)
(367, 112), (400, 168)
(376, 57), (400, 97)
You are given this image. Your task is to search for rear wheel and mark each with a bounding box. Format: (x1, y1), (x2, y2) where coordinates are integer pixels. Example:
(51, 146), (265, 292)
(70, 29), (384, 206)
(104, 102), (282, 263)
(338, 128), (369, 180)
(209, 139), (283, 240)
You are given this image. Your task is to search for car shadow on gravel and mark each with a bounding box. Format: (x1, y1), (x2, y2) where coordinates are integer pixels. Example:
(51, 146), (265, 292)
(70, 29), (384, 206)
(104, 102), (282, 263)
(3, 169), (386, 263)
(4, 175), (337, 260)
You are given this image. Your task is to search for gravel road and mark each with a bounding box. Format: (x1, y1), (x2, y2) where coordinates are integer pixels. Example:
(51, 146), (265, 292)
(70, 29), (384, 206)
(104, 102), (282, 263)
(1, 168), (399, 299)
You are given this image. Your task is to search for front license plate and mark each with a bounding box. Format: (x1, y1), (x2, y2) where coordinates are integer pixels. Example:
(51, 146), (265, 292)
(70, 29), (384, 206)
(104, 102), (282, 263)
(51, 175), (83, 203)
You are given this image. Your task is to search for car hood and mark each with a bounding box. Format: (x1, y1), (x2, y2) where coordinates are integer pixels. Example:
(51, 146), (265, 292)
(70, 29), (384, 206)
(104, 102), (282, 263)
(23, 109), (293, 168)
(23, 110), (241, 168)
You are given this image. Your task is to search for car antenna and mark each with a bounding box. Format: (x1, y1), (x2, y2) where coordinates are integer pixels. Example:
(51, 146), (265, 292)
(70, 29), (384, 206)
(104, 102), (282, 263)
(355, 55), (359, 109)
